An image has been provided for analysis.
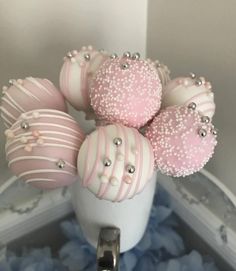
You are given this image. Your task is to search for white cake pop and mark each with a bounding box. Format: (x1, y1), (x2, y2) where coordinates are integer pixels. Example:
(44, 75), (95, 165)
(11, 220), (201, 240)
(77, 124), (154, 202)
(59, 45), (109, 113)
(162, 74), (215, 119)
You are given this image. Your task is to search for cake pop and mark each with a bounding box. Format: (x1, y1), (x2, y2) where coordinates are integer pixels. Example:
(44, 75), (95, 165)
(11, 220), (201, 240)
(162, 74), (215, 119)
(1, 77), (67, 128)
(59, 45), (109, 113)
(90, 53), (162, 128)
(145, 105), (217, 177)
(77, 124), (154, 202)
(5, 109), (85, 189)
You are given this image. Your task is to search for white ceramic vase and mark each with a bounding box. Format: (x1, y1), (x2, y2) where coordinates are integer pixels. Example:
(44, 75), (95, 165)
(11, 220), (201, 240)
(70, 170), (157, 253)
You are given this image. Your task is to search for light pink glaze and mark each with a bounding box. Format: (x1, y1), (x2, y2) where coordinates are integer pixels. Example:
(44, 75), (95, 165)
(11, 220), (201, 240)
(77, 124), (154, 202)
(0, 78), (67, 128)
(90, 57), (162, 128)
(5, 109), (85, 189)
(145, 106), (217, 177)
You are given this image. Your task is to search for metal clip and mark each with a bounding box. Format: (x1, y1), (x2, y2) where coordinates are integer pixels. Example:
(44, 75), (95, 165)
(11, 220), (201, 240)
(97, 227), (120, 271)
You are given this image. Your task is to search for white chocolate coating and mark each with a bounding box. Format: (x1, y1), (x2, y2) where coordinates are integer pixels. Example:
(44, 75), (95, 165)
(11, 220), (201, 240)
(5, 109), (85, 189)
(0, 77), (67, 128)
(59, 45), (109, 112)
(162, 76), (215, 119)
(77, 124), (154, 202)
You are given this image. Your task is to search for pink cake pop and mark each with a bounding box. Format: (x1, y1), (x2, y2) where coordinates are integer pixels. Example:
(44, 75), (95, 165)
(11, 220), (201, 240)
(59, 45), (109, 113)
(90, 53), (162, 128)
(145, 105), (217, 177)
(162, 74), (215, 119)
(5, 109), (85, 189)
(77, 124), (154, 202)
(0, 77), (67, 128)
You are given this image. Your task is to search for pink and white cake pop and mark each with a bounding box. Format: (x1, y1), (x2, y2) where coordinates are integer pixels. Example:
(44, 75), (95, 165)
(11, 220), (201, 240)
(90, 53), (162, 128)
(77, 124), (154, 202)
(5, 109), (85, 189)
(0, 77), (67, 128)
(162, 74), (215, 119)
(145, 105), (217, 177)
(59, 45), (109, 113)
(152, 59), (171, 86)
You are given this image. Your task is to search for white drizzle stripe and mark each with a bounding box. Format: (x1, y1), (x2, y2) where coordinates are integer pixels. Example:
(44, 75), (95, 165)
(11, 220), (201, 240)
(26, 77), (53, 96)
(1, 113), (12, 126)
(12, 81), (40, 101)
(6, 136), (80, 150)
(19, 169), (74, 178)
(12, 113), (77, 128)
(12, 123), (82, 136)
(6, 143), (79, 157)
(6, 130), (81, 143)
(2, 97), (22, 113)
(8, 156), (76, 169)
(4, 92), (25, 112)
(26, 178), (56, 184)
(0, 107), (17, 121)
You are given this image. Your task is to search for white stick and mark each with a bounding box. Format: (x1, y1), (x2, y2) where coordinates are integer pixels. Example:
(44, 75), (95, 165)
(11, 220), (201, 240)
(0, 176), (18, 195)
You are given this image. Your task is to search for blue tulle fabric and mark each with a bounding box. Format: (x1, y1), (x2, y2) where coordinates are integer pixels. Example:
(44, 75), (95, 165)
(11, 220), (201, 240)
(0, 188), (219, 271)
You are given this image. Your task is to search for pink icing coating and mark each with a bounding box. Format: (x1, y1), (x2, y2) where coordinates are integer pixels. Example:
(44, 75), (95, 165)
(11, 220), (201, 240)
(145, 106), (217, 177)
(90, 57), (162, 128)
(5, 109), (85, 189)
(0, 78), (67, 128)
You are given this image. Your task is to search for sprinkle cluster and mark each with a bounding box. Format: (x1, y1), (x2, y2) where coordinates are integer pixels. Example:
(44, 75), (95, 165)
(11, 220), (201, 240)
(145, 106), (217, 177)
(90, 57), (162, 128)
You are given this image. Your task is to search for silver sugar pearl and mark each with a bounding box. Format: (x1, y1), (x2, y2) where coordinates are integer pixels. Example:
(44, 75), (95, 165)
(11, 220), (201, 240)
(188, 102), (197, 110)
(123, 51), (131, 58)
(56, 159), (65, 169)
(20, 121), (29, 130)
(195, 78), (203, 86)
(201, 116), (210, 124)
(126, 164), (135, 174)
(66, 52), (73, 58)
(113, 137), (122, 146)
(9, 79), (14, 85)
(110, 53), (118, 59)
(103, 157), (112, 167)
(84, 53), (90, 61)
(121, 62), (130, 70)
(211, 128), (218, 136)
(132, 52), (140, 60)
(198, 128), (207, 137)
(156, 63), (161, 68)
(189, 72), (196, 79)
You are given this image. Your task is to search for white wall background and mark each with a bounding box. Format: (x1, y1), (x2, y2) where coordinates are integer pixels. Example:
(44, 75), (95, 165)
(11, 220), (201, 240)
(147, 0), (236, 194)
(0, 0), (148, 185)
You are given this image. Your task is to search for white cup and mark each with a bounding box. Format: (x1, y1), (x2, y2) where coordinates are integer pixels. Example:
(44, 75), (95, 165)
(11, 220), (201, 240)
(70, 170), (157, 253)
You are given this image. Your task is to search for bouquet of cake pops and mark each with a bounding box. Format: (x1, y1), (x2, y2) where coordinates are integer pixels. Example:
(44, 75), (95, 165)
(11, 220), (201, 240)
(1, 45), (217, 202)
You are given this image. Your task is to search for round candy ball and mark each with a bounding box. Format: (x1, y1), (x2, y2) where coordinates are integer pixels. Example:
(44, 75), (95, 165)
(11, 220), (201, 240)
(162, 75), (215, 119)
(77, 124), (154, 202)
(5, 109), (85, 189)
(145, 105), (217, 177)
(0, 77), (67, 128)
(90, 56), (162, 128)
(59, 45), (109, 113)
(151, 59), (171, 86)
